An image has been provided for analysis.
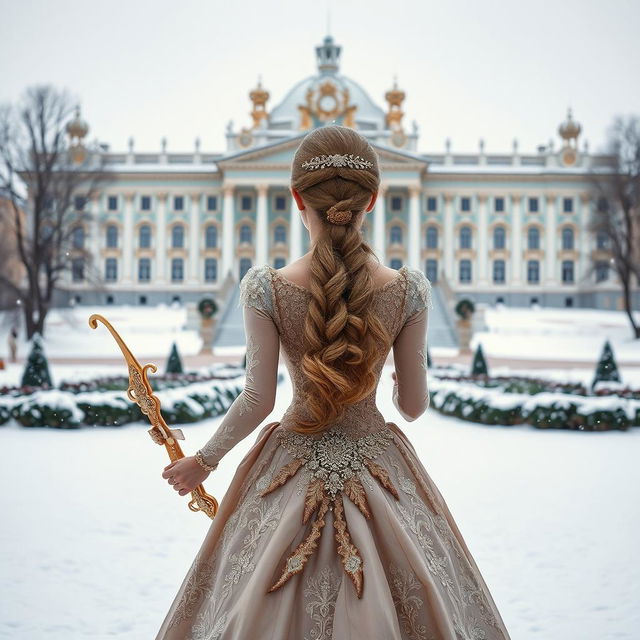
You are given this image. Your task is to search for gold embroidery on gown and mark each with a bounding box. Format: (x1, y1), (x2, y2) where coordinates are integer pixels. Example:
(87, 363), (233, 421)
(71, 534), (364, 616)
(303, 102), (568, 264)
(155, 263), (513, 640)
(261, 425), (399, 598)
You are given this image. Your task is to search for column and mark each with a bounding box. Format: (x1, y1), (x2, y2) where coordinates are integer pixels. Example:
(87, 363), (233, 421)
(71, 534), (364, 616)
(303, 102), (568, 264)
(290, 192), (302, 262)
(373, 183), (388, 264)
(578, 193), (590, 282)
(188, 193), (200, 283)
(545, 194), (557, 284)
(256, 184), (269, 267)
(122, 192), (134, 284)
(477, 194), (488, 285)
(511, 194), (523, 284)
(89, 195), (100, 278)
(408, 185), (421, 270)
(443, 193), (455, 280)
(156, 192), (167, 284)
(222, 184), (234, 281)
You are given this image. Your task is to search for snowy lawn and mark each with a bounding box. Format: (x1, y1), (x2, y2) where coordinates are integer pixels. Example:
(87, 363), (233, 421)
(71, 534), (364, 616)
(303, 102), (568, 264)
(1, 365), (639, 639)
(475, 305), (640, 362)
(1, 303), (639, 361)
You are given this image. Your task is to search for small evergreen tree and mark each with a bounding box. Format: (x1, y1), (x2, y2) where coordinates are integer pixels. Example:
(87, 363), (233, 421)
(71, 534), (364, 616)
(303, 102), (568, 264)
(21, 332), (53, 387)
(471, 343), (488, 376)
(591, 339), (621, 389)
(165, 342), (184, 374)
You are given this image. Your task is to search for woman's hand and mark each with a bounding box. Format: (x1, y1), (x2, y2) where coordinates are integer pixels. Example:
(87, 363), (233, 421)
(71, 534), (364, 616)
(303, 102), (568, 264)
(161, 457), (211, 496)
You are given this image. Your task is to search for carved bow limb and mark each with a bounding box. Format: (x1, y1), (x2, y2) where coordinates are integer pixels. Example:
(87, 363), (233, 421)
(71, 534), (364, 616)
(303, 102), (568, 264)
(88, 313), (219, 519)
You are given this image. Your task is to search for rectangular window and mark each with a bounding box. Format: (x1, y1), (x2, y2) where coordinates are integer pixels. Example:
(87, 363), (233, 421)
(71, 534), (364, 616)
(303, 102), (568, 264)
(105, 258), (117, 281)
(204, 258), (217, 282)
(426, 196), (437, 212)
(138, 258), (151, 282)
(390, 195), (403, 212)
(207, 195), (218, 211)
(107, 195), (118, 211)
(241, 195), (253, 211)
(171, 258), (184, 282)
(493, 260), (505, 283)
(174, 196), (184, 211)
(562, 260), (574, 283)
(528, 197), (539, 213)
(141, 196), (151, 210)
(459, 259), (472, 283)
(563, 197), (573, 213)
(461, 197), (471, 212)
(426, 259), (438, 282)
(74, 196), (86, 211)
(494, 197), (504, 213)
(596, 232), (609, 250)
(527, 260), (539, 283)
(275, 195), (287, 211)
(595, 261), (609, 282)
(71, 258), (84, 281)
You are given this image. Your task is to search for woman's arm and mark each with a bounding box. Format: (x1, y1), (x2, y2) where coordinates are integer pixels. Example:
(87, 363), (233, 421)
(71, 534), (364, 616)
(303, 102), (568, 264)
(196, 303), (280, 467)
(392, 307), (430, 422)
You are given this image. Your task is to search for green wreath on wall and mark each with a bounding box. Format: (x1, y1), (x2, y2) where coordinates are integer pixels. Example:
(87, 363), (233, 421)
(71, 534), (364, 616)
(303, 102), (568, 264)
(198, 298), (218, 319)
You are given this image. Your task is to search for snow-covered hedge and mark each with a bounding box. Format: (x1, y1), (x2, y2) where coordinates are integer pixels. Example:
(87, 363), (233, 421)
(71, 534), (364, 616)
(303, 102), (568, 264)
(429, 378), (640, 431)
(0, 373), (275, 428)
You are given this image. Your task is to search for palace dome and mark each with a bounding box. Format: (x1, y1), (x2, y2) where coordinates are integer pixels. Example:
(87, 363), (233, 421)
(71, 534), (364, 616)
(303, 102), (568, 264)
(267, 35), (386, 133)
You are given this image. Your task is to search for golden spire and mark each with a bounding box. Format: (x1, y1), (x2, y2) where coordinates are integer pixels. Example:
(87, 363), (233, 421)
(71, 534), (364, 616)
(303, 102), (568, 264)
(385, 75), (405, 131)
(249, 75), (270, 129)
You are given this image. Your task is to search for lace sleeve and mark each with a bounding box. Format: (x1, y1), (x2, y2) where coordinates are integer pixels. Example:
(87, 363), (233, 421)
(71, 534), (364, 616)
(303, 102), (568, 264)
(237, 264), (275, 319)
(392, 268), (431, 422)
(196, 302), (280, 467)
(403, 267), (433, 323)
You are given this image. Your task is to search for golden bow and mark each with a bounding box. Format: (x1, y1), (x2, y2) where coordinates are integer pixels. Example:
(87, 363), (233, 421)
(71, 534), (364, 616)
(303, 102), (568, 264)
(88, 313), (219, 519)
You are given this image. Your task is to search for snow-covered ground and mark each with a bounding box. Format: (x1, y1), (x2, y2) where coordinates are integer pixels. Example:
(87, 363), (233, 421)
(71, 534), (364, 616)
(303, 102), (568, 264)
(474, 304), (640, 362)
(1, 364), (639, 640)
(1, 303), (639, 361)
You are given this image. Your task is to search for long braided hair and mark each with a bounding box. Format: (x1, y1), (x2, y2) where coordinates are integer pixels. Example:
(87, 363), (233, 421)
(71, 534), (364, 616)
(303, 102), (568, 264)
(289, 125), (393, 434)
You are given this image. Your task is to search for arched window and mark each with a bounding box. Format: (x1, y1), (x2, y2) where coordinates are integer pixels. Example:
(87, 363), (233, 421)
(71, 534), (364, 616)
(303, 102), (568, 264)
(139, 224), (151, 249)
(274, 225), (286, 244)
(493, 226), (506, 250)
(106, 224), (118, 248)
(527, 227), (540, 250)
(426, 226), (438, 249)
(72, 226), (85, 249)
(172, 225), (184, 249)
(390, 225), (402, 244)
(562, 227), (574, 250)
(459, 225), (472, 249)
(205, 225), (218, 249)
(239, 224), (252, 244)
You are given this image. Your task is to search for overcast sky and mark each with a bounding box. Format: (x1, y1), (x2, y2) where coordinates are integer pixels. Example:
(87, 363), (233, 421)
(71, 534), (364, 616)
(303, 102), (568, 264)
(1, 0), (638, 156)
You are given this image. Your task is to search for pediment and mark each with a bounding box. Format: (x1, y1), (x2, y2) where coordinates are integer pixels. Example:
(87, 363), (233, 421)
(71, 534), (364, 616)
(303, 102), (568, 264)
(217, 134), (427, 172)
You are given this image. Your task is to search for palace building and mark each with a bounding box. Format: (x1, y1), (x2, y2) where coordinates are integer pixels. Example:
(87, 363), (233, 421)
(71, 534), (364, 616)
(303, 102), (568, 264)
(62, 34), (627, 313)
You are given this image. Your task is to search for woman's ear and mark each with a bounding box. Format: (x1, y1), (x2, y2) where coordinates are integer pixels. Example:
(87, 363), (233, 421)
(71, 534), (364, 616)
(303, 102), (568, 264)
(365, 190), (378, 213)
(291, 188), (305, 211)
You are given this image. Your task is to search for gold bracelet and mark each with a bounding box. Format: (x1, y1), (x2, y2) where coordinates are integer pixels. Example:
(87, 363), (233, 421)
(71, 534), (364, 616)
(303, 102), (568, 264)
(194, 450), (219, 472)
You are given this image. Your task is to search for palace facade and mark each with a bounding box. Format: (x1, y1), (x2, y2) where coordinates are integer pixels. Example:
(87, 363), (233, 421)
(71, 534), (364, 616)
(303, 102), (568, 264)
(62, 34), (630, 311)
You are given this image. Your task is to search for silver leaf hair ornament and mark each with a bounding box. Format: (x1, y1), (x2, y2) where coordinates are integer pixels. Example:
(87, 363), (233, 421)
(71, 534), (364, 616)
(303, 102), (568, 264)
(301, 153), (373, 171)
